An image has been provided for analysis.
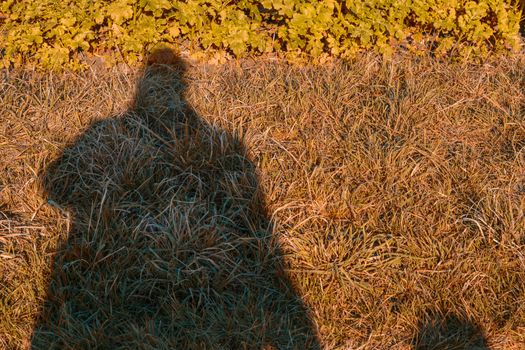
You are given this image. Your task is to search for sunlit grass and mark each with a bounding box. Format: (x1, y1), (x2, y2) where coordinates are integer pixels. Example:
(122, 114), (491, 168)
(1, 53), (524, 349)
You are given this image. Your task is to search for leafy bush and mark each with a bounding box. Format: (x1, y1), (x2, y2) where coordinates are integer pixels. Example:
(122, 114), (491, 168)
(0, 0), (522, 69)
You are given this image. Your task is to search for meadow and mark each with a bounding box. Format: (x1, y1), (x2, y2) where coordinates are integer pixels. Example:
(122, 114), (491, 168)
(1, 51), (525, 349)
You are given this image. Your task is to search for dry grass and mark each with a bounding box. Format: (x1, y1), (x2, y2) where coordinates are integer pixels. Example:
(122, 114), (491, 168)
(1, 51), (525, 349)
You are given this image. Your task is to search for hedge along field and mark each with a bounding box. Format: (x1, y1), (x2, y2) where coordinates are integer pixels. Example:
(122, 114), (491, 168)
(0, 0), (523, 70)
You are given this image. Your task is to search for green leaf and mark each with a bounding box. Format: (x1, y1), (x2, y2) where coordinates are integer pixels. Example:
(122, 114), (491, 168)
(106, 0), (134, 25)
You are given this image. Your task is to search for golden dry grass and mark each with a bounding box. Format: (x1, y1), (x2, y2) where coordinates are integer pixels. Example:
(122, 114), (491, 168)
(1, 52), (525, 349)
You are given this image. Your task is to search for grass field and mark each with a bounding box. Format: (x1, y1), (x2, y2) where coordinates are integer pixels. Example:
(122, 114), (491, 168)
(1, 51), (525, 349)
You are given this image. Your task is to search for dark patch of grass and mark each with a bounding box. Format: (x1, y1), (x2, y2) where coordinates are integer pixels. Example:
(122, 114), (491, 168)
(413, 312), (488, 350)
(30, 49), (319, 349)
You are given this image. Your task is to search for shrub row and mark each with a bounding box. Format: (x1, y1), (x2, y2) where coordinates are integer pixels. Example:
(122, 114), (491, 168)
(0, 0), (523, 69)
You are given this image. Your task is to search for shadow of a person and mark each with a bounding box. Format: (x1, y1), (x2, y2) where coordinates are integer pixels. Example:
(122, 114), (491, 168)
(413, 312), (490, 350)
(32, 48), (320, 350)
